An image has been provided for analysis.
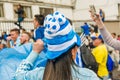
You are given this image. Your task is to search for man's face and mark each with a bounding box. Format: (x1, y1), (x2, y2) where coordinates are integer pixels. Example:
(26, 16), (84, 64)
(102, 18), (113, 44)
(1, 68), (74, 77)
(111, 34), (116, 38)
(20, 33), (29, 44)
(10, 31), (19, 42)
(33, 17), (39, 29)
(93, 38), (102, 47)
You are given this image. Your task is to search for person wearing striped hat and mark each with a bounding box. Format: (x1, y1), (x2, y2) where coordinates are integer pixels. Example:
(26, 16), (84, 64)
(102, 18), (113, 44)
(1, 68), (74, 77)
(13, 11), (99, 80)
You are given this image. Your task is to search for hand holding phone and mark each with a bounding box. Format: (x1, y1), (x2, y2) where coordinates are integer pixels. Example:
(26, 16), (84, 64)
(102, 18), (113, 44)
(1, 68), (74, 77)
(89, 5), (96, 15)
(89, 5), (105, 29)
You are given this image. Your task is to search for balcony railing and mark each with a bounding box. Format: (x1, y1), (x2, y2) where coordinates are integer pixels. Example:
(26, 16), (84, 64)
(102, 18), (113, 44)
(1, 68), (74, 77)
(0, 20), (34, 36)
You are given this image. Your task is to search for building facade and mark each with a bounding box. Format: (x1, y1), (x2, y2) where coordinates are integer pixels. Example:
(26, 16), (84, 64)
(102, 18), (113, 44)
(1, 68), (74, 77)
(73, 0), (120, 34)
(0, 0), (74, 35)
(0, 0), (120, 35)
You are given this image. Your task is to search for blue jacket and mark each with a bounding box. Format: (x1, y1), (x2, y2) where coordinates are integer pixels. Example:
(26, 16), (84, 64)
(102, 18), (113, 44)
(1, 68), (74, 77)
(13, 51), (99, 80)
(34, 26), (45, 41)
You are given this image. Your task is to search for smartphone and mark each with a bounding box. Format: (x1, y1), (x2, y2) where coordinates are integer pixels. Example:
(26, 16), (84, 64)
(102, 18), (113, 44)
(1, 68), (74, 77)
(89, 5), (96, 15)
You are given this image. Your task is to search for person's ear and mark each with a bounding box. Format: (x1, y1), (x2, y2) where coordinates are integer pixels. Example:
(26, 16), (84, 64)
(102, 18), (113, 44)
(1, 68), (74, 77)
(71, 46), (78, 59)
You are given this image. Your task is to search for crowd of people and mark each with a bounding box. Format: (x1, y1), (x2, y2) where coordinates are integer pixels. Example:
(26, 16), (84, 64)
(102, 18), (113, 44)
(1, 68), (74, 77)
(0, 13), (45, 49)
(80, 21), (120, 80)
(0, 5), (120, 80)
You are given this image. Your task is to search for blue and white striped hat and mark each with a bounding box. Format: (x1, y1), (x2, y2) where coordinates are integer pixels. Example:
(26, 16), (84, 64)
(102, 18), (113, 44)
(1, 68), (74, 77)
(44, 11), (81, 59)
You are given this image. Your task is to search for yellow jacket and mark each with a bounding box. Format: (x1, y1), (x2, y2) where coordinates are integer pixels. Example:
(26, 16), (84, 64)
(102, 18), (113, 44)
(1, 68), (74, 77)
(92, 44), (108, 77)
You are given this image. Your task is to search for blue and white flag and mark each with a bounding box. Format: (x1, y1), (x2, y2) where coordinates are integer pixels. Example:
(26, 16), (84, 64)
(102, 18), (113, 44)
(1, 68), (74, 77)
(0, 43), (47, 80)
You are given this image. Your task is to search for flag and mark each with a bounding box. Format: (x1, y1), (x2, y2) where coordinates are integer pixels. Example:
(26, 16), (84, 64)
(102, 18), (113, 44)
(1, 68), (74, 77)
(0, 43), (47, 80)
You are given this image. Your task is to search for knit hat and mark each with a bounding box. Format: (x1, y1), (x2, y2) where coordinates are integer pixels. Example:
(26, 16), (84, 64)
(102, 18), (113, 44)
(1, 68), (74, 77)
(44, 11), (81, 59)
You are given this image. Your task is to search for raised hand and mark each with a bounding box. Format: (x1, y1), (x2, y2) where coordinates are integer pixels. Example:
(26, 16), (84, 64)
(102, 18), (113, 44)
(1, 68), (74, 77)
(89, 10), (105, 29)
(6, 36), (12, 41)
(33, 39), (44, 53)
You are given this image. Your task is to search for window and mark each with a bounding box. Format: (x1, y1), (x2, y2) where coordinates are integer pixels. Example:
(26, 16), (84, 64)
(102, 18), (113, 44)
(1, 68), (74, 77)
(40, 7), (53, 17)
(0, 4), (4, 17)
(14, 5), (32, 18)
(12, 0), (34, 1)
(23, 6), (32, 18)
(118, 4), (120, 16)
(36, 0), (44, 2)
(29, 0), (35, 1)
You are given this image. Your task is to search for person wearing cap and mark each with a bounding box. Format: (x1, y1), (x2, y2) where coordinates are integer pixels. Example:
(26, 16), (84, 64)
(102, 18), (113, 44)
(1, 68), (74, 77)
(91, 34), (109, 80)
(13, 11), (99, 80)
(90, 11), (120, 51)
(90, 11), (120, 79)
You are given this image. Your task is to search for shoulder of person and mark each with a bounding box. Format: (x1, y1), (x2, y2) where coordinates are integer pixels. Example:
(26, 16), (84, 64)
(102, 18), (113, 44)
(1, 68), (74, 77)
(30, 67), (45, 79)
(72, 66), (98, 79)
(37, 26), (45, 31)
(78, 68), (97, 76)
(32, 67), (45, 74)
(98, 44), (107, 50)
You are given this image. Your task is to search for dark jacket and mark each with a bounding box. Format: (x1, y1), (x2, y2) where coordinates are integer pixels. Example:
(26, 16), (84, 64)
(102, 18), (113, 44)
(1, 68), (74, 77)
(15, 8), (24, 18)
